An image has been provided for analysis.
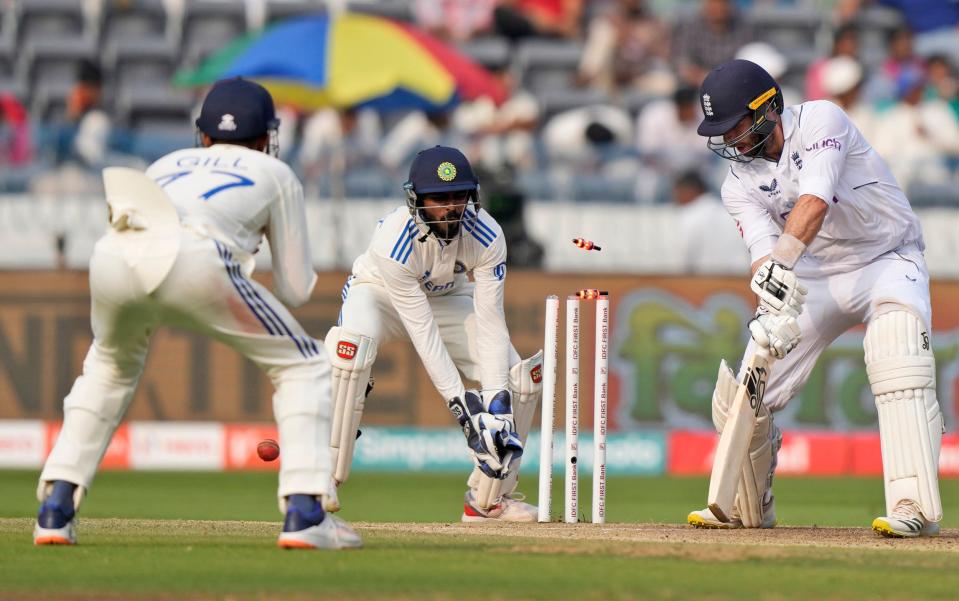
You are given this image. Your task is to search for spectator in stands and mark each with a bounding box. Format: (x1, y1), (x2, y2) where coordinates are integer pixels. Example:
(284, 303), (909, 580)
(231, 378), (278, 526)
(65, 60), (111, 170)
(475, 166), (544, 267)
(635, 85), (709, 174)
(735, 42), (800, 107)
(863, 25), (926, 106)
(412, 0), (496, 42)
(541, 104), (633, 171)
(924, 54), (959, 119)
(871, 65), (959, 188)
(671, 170), (748, 274)
(577, 0), (672, 96)
(493, 0), (584, 41)
(453, 64), (540, 172)
(672, 0), (754, 87)
(298, 107), (383, 189)
(805, 23), (861, 101)
(380, 110), (463, 177)
(275, 104), (300, 163)
(0, 93), (32, 166)
(877, 0), (959, 38)
(821, 56), (877, 140)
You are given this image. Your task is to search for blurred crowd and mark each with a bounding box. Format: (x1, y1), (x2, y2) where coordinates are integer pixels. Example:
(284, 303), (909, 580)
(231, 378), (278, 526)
(2, 0), (959, 212)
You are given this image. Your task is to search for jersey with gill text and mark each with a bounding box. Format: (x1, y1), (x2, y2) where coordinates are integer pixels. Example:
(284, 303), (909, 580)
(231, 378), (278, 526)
(351, 206), (510, 400)
(145, 144), (316, 307)
(721, 100), (924, 277)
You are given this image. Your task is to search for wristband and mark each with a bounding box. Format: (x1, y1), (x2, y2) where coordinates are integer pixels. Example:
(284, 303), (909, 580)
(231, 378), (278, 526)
(770, 233), (806, 269)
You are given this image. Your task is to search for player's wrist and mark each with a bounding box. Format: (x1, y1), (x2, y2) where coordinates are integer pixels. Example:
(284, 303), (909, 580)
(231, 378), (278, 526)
(770, 233), (806, 270)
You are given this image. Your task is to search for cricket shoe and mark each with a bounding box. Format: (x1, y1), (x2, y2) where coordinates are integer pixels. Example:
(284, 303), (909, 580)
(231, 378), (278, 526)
(277, 494), (362, 549)
(687, 497), (777, 529)
(872, 500), (940, 538)
(34, 481), (79, 545)
(462, 490), (537, 523)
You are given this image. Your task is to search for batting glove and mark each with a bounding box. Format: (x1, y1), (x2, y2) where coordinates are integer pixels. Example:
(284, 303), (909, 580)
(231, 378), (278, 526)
(749, 307), (802, 359)
(750, 259), (808, 318)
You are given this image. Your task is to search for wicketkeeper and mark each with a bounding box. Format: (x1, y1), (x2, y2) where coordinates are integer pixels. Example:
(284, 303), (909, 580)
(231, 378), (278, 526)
(325, 145), (543, 522)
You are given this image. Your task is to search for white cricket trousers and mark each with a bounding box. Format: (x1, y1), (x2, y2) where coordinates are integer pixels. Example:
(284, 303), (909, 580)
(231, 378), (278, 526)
(40, 229), (334, 501)
(746, 242), (933, 411)
(338, 280), (521, 383)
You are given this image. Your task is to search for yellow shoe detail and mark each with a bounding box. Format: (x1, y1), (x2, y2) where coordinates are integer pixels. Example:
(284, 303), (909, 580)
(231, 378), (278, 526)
(872, 518), (904, 538)
(687, 512), (730, 529)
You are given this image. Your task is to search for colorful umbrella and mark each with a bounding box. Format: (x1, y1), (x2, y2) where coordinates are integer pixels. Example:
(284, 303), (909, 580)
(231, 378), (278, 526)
(174, 12), (508, 112)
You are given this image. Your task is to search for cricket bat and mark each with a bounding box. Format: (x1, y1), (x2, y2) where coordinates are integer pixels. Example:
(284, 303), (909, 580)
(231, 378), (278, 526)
(707, 347), (774, 523)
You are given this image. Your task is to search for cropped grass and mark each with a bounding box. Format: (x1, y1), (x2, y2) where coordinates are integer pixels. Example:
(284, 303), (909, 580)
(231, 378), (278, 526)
(2, 470), (958, 600)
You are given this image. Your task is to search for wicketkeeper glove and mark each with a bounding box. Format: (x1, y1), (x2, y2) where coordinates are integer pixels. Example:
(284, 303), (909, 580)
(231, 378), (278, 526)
(484, 390), (524, 478)
(448, 390), (518, 478)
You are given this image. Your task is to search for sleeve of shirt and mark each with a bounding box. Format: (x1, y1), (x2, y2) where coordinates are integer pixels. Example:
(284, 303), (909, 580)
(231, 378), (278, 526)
(470, 217), (511, 392)
(373, 248), (465, 402)
(796, 101), (852, 205)
(721, 168), (779, 264)
(266, 165), (317, 308)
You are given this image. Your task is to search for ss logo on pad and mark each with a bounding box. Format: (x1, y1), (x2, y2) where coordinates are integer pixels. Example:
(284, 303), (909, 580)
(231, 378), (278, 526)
(337, 341), (358, 360)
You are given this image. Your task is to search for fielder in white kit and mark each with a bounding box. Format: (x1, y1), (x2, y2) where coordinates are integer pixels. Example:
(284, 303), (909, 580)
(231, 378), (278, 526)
(33, 78), (361, 549)
(686, 60), (944, 537)
(325, 145), (542, 522)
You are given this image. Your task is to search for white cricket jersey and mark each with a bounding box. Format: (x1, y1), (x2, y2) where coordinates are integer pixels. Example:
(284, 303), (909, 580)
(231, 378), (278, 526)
(145, 144), (317, 307)
(351, 206), (510, 401)
(721, 100), (924, 277)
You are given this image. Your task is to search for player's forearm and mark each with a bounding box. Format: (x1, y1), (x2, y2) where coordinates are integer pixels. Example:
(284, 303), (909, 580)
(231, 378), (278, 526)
(783, 195), (828, 246)
(474, 283), (511, 391)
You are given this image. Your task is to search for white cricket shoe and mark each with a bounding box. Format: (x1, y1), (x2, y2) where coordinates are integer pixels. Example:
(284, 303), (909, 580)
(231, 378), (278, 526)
(872, 500), (940, 538)
(277, 515), (363, 549)
(687, 498), (777, 529)
(462, 490), (537, 523)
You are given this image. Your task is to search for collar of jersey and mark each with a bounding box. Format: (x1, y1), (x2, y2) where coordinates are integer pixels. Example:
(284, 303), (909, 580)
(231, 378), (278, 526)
(781, 107), (797, 142)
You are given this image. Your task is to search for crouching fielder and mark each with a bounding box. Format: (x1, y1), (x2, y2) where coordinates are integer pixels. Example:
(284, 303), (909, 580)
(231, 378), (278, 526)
(327, 145), (542, 522)
(34, 79), (360, 550)
(687, 59), (943, 537)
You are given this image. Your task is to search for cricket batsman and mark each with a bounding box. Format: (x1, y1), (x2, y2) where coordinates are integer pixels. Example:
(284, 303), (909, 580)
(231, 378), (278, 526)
(687, 59), (943, 537)
(33, 78), (360, 549)
(324, 145), (542, 522)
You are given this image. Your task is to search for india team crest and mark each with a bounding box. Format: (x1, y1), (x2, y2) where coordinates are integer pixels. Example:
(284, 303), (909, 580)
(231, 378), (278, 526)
(437, 161), (457, 181)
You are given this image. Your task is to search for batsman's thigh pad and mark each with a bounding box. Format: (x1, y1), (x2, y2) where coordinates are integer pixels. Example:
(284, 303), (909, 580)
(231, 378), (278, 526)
(471, 351), (544, 506)
(865, 307), (943, 521)
(325, 326), (377, 484)
(711, 358), (778, 528)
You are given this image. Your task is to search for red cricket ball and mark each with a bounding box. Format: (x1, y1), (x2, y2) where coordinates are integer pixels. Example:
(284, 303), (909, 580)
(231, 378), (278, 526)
(257, 438), (280, 462)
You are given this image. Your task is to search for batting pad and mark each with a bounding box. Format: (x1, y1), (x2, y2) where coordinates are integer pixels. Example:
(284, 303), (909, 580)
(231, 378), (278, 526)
(325, 326), (377, 485)
(710, 359), (777, 527)
(865, 309), (943, 522)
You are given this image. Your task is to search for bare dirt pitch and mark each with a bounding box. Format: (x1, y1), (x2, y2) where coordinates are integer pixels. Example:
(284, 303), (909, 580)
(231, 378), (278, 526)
(362, 521), (959, 553)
